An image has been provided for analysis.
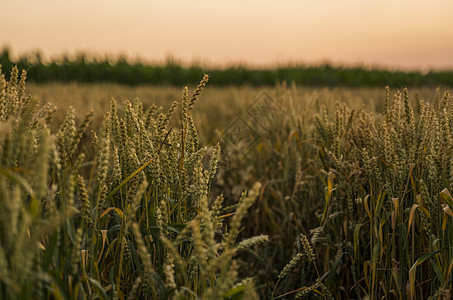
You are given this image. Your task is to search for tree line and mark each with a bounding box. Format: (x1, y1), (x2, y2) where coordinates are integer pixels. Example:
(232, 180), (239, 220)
(1, 47), (452, 87)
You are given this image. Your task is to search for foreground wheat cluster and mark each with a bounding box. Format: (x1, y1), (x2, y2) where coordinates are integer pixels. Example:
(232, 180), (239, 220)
(0, 67), (269, 299)
(0, 66), (453, 299)
(314, 87), (453, 299)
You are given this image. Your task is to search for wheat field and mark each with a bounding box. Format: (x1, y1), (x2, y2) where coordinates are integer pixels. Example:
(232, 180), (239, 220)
(1, 66), (452, 299)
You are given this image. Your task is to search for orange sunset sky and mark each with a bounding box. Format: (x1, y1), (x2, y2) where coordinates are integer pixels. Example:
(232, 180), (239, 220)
(1, 0), (453, 70)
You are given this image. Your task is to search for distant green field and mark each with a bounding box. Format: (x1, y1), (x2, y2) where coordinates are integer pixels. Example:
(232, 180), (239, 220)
(2, 47), (453, 87)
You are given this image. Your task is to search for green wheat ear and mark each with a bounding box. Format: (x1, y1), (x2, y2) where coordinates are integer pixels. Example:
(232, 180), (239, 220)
(300, 233), (315, 262)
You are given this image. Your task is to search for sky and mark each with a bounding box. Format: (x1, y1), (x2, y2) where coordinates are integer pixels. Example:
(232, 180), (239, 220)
(1, 0), (453, 70)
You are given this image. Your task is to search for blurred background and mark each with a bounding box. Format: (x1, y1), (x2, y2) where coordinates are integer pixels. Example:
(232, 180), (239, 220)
(2, 0), (453, 70)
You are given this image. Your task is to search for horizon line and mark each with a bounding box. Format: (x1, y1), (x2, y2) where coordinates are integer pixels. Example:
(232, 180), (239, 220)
(2, 45), (453, 73)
